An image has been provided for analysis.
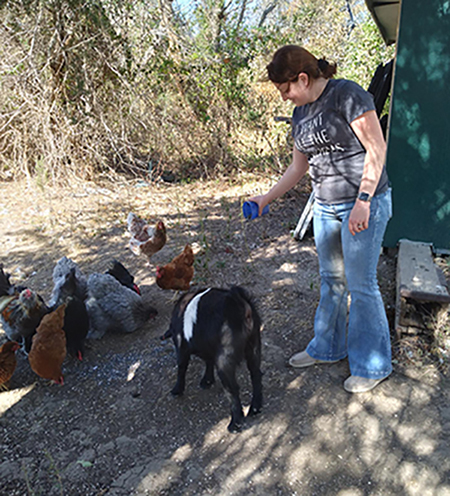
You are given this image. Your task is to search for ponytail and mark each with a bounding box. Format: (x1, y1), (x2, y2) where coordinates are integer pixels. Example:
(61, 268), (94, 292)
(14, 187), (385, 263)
(317, 58), (337, 79)
(267, 45), (337, 83)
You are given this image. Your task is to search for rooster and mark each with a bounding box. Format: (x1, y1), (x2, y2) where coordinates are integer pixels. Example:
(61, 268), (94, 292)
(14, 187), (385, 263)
(0, 266), (49, 353)
(156, 244), (194, 291)
(0, 341), (20, 390)
(28, 304), (67, 385)
(127, 213), (166, 261)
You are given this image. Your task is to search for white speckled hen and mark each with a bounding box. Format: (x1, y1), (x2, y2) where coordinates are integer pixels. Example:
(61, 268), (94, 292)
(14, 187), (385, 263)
(85, 273), (157, 339)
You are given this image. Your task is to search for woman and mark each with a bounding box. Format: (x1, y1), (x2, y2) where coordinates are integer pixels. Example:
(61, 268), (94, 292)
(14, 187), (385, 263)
(250, 45), (392, 393)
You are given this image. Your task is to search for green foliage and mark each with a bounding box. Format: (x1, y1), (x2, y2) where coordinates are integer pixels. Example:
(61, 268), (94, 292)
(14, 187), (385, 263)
(341, 18), (395, 87)
(0, 0), (396, 182)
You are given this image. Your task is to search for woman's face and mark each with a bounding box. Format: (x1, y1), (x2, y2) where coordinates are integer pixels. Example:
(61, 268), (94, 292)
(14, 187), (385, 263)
(274, 73), (311, 106)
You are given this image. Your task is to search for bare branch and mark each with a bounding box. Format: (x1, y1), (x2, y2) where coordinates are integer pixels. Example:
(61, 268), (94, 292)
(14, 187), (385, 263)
(258, 2), (277, 28)
(235, 0), (248, 31)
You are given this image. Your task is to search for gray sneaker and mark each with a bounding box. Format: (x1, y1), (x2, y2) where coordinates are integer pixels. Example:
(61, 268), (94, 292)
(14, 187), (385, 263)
(343, 375), (389, 393)
(289, 350), (340, 368)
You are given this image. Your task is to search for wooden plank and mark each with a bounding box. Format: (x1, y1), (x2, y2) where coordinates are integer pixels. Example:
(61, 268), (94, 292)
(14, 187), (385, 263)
(397, 239), (450, 303)
(395, 239), (450, 338)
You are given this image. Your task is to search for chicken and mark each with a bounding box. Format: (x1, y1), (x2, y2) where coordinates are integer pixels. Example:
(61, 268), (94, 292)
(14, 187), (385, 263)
(50, 267), (89, 361)
(86, 273), (157, 339)
(49, 256), (87, 306)
(0, 266), (49, 353)
(106, 260), (141, 295)
(0, 264), (25, 296)
(28, 304), (67, 385)
(127, 213), (166, 261)
(0, 341), (20, 390)
(156, 244), (194, 291)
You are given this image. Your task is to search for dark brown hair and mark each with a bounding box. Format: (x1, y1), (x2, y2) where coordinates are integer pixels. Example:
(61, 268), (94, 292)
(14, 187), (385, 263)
(266, 45), (337, 84)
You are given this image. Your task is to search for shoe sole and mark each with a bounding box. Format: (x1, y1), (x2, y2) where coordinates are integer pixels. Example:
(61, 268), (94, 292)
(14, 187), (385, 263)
(289, 358), (340, 368)
(343, 376), (388, 393)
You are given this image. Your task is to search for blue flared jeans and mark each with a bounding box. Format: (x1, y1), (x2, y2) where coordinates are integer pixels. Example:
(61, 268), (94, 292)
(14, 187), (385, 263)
(306, 189), (393, 379)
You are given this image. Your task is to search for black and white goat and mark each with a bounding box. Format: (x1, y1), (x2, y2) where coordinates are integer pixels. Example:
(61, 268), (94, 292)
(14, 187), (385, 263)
(163, 286), (262, 432)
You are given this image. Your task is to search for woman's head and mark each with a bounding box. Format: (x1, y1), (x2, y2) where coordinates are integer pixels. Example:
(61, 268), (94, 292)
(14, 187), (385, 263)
(266, 45), (337, 84)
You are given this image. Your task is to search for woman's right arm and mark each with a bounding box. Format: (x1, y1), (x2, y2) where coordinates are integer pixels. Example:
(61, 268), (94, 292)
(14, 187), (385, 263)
(250, 147), (309, 215)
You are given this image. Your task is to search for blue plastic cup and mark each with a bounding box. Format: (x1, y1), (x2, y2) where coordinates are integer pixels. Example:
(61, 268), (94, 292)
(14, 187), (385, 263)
(242, 201), (269, 220)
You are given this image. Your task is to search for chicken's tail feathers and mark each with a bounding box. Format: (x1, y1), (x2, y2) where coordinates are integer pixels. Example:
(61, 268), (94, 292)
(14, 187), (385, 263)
(0, 266), (12, 296)
(106, 260), (137, 292)
(127, 212), (144, 236)
(182, 244), (195, 265)
(127, 212), (138, 224)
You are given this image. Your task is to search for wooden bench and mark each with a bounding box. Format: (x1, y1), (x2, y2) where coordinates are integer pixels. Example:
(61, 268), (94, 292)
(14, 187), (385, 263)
(395, 239), (450, 338)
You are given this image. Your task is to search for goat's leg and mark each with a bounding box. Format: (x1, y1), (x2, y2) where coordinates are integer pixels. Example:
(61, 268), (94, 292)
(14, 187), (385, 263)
(217, 364), (244, 432)
(171, 350), (190, 396)
(245, 341), (263, 417)
(200, 359), (215, 389)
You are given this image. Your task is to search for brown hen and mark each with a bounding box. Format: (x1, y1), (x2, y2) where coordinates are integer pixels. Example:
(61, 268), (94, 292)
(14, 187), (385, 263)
(156, 244), (194, 291)
(28, 304), (67, 385)
(127, 213), (166, 261)
(0, 341), (20, 390)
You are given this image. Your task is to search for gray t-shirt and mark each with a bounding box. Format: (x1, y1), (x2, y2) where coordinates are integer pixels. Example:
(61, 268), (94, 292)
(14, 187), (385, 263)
(292, 78), (389, 204)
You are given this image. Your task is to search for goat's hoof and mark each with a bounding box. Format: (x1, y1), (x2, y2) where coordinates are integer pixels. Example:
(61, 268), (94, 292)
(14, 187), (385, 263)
(247, 405), (262, 417)
(227, 421), (243, 433)
(199, 379), (214, 389)
(171, 387), (184, 396)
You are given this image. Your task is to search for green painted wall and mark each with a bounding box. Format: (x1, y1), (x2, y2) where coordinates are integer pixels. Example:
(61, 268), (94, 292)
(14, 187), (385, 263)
(384, 0), (450, 249)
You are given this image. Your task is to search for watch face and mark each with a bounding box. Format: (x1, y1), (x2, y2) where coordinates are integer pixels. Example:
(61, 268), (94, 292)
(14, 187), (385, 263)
(358, 192), (371, 202)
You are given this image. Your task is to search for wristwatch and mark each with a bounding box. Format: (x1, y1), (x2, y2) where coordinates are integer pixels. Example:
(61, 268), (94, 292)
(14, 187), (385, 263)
(357, 192), (372, 203)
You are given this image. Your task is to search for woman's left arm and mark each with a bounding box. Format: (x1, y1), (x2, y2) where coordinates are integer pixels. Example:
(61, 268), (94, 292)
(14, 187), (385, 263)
(348, 110), (387, 236)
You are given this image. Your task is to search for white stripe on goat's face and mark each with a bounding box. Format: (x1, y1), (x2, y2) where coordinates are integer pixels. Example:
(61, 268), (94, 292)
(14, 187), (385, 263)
(183, 288), (211, 341)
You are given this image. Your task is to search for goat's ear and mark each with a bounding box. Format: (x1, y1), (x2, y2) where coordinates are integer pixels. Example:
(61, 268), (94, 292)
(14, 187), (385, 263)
(178, 292), (196, 315)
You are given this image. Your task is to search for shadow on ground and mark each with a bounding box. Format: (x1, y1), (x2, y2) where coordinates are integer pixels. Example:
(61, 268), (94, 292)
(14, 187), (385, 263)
(0, 177), (449, 496)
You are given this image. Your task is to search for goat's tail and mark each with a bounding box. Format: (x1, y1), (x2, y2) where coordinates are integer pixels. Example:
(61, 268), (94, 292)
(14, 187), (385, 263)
(227, 286), (261, 335)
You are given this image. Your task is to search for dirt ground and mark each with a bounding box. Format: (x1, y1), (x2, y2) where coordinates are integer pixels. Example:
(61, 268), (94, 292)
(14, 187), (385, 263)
(1, 175), (450, 496)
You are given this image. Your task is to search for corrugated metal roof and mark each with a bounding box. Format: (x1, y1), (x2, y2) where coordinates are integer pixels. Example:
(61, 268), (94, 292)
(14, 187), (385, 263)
(365, 0), (401, 45)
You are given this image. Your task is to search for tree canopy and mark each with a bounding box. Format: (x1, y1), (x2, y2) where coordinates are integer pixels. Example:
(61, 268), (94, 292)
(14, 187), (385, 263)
(0, 0), (394, 182)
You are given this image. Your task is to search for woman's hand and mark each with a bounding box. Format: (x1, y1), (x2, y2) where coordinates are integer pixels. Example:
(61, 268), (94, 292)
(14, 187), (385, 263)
(247, 147), (309, 217)
(348, 200), (371, 236)
(248, 195), (269, 216)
